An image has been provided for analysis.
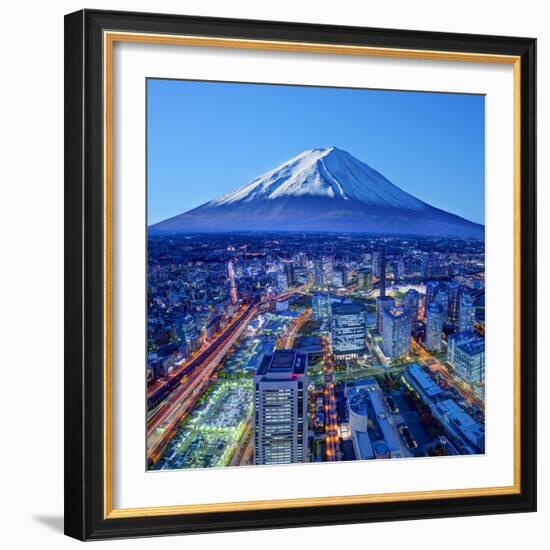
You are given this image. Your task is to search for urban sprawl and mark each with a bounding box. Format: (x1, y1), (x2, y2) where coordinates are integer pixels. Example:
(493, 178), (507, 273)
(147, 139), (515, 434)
(147, 233), (485, 469)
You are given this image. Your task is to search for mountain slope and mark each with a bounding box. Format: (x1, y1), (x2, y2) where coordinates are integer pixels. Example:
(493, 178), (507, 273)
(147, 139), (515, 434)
(150, 147), (484, 238)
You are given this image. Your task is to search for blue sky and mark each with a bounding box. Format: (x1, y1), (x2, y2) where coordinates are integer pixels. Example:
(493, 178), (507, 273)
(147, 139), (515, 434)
(147, 79), (485, 225)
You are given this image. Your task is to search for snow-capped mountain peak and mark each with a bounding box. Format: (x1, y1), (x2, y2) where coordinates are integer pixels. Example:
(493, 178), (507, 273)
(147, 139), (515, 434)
(208, 146), (426, 210)
(150, 147), (484, 239)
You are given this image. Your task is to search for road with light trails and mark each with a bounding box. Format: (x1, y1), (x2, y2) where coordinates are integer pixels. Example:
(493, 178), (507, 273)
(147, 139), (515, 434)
(321, 337), (340, 461)
(147, 288), (311, 466)
(276, 308), (312, 349)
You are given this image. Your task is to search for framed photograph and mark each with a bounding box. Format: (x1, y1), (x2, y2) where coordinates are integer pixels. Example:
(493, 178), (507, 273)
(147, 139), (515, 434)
(64, 9), (537, 540)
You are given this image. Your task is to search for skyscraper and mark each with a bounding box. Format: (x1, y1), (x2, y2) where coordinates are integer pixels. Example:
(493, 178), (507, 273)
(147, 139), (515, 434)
(436, 290), (449, 323)
(379, 247), (386, 297)
(376, 295), (395, 333)
(254, 350), (308, 465)
(424, 281), (439, 315)
(445, 281), (461, 324)
(283, 261), (296, 287)
(276, 270), (288, 291)
(312, 292), (331, 322)
(454, 338), (485, 387)
(458, 293), (476, 333)
(405, 289), (420, 320)
(372, 251), (381, 278)
(313, 259), (326, 287)
(357, 269), (373, 291)
(382, 307), (412, 360)
(425, 302), (445, 352)
(331, 303), (366, 357)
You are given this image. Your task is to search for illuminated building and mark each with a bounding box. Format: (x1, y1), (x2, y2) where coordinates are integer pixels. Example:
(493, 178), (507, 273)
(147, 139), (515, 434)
(312, 292), (331, 322)
(253, 350), (308, 465)
(376, 295), (395, 333)
(331, 303), (366, 357)
(382, 307), (412, 360)
(454, 338), (485, 387)
(458, 293), (476, 333)
(425, 302), (445, 352)
(405, 288), (420, 320)
(357, 269), (373, 291)
(424, 281), (439, 314)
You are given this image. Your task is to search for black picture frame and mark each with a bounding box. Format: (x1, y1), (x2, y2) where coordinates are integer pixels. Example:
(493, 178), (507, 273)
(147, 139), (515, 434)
(64, 8), (537, 541)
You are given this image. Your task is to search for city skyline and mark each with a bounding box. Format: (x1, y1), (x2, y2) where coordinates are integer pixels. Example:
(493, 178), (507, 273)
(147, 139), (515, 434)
(147, 79), (485, 225)
(146, 81), (485, 471)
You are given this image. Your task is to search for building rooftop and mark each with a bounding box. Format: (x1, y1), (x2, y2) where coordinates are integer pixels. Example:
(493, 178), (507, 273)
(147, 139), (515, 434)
(456, 339), (485, 356)
(407, 364), (442, 398)
(332, 303), (365, 315)
(256, 350), (307, 377)
(384, 306), (409, 320)
(448, 330), (477, 343)
(437, 399), (484, 447)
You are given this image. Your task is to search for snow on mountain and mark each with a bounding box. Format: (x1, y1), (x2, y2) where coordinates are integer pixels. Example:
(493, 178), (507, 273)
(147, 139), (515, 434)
(208, 147), (426, 210)
(150, 147), (484, 239)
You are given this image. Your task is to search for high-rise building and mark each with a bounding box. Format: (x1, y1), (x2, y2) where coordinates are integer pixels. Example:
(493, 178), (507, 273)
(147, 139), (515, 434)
(357, 269), (373, 291)
(445, 282), (461, 324)
(372, 251), (381, 277)
(395, 258), (405, 280)
(312, 292), (332, 322)
(323, 256), (334, 283)
(376, 295), (395, 333)
(447, 330), (477, 366)
(382, 307), (412, 360)
(276, 270), (288, 291)
(424, 281), (439, 314)
(425, 302), (445, 352)
(313, 259), (326, 287)
(331, 303), (366, 357)
(254, 350), (308, 465)
(313, 257), (333, 288)
(458, 293), (476, 333)
(405, 289), (420, 320)
(283, 261), (296, 287)
(379, 248), (387, 297)
(332, 269), (344, 288)
(181, 315), (200, 352)
(341, 266), (351, 286)
(454, 338), (485, 387)
(436, 290), (449, 323)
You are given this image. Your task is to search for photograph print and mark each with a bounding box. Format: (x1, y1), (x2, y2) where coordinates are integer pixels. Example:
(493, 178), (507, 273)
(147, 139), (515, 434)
(146, 79), (486, 471)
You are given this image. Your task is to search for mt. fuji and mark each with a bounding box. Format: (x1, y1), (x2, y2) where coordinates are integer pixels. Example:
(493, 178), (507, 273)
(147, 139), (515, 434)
(150, 147), (484, 238)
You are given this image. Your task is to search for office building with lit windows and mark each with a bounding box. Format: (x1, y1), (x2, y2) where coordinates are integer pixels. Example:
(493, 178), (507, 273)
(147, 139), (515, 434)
(312, 292), (332, 322)
(454, 338), (485, 387)
(376, 295), (395, 333)
(424, 281), (440, 313)
(382, 307), (412, 360)
(405, 289), (420, 320)
(253, 350), (308, 465)
(425, 302), (445, 352)
(458, 293), (476, 333)
(331, 303), (366, 357)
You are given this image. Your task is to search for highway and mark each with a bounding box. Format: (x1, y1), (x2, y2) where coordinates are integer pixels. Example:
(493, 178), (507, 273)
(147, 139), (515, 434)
(147, 287), (310, 467)
(147, 302), (260, 465)
(321, 337), (340, 461)
(276, 308), (312, 349)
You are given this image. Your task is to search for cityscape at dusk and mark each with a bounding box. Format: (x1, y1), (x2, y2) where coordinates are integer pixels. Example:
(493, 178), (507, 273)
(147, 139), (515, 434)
(146, 80), (485, 470)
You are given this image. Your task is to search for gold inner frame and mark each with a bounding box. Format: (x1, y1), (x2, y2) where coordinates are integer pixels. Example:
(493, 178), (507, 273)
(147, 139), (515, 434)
(103, 30), (522, 519)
